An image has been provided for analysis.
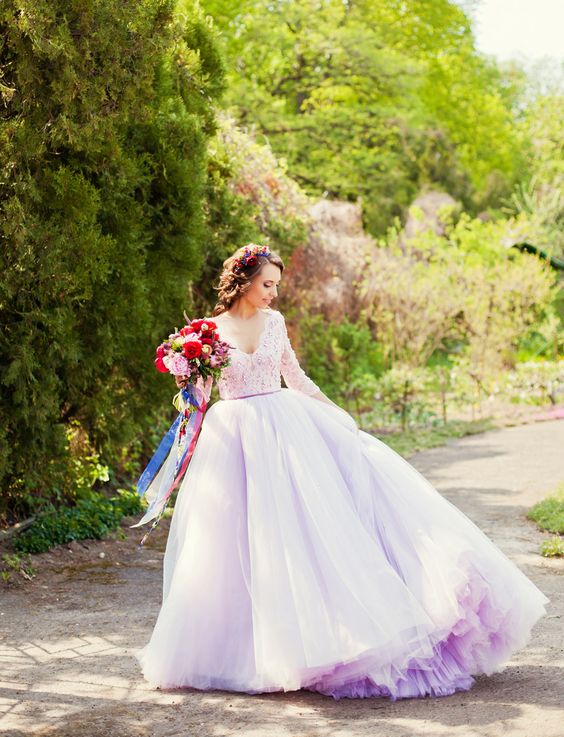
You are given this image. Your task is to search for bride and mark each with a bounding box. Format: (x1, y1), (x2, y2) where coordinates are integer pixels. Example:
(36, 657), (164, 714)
(134, 243), (548, 700)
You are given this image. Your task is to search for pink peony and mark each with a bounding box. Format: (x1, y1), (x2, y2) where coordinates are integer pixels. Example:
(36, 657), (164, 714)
(170, 354), (191, 375)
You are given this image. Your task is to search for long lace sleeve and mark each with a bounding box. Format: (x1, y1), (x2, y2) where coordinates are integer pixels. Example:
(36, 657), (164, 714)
(280, 313), (321, 396)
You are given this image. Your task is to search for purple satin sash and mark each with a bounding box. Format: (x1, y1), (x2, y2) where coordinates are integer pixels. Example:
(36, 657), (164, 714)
(224, 389), (282, 400)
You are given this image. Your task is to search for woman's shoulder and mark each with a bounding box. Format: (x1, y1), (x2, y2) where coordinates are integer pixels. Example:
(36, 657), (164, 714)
(208, 312), (227, 325)
(266, 308), (287, 327)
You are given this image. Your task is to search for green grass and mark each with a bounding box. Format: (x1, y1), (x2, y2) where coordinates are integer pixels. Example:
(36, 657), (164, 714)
(539, 536), (564, 557)
(1, 552), (36, 585)
(376, 418), (496, 458)
(527, 484), (564, 534)
(527, 482), (564, 557)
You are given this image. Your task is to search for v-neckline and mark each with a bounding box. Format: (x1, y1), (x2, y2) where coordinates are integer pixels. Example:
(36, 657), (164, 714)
(216, 308), (272, 357)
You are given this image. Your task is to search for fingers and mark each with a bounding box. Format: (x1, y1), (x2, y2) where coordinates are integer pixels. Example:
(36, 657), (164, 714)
(175, 374), (190, 388)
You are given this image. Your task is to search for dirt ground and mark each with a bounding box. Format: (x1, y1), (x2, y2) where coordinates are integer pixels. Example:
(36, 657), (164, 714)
(1, 417), (563, 737)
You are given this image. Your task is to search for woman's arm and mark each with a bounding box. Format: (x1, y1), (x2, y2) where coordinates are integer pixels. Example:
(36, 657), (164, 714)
(279, 312), (358, 428)
(280, 313), (340, 408)
(280, 314), (321, 397)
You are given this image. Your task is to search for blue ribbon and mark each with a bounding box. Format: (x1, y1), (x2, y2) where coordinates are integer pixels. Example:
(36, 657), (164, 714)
(135, 384), (204, 499)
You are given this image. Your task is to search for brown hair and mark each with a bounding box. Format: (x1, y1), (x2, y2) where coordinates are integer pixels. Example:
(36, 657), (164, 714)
(211, 244), (284, 316)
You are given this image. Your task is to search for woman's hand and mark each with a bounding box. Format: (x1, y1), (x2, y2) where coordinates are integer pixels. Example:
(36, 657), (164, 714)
(174, 374), (190, 389)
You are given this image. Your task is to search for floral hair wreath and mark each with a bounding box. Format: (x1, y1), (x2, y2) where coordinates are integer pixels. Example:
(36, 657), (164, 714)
(233, 243), (272, 273)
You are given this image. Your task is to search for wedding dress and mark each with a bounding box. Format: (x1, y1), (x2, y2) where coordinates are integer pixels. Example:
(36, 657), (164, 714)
(134, 307), (548, 700)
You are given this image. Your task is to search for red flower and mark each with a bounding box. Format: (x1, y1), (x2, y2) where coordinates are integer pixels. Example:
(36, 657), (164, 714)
(183, 340), (202, 358)
(190, 318), (217, 333)
(179, 326), (192, 336)
(246, 255), (257, 266)
(154, 356), (168, 373)
(156, 344), (166, 358)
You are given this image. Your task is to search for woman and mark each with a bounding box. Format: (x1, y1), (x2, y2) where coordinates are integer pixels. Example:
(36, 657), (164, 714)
(134, 243), (548, 700)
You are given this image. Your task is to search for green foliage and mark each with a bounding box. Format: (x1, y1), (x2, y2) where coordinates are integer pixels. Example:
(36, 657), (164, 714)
(515, 310), (563, 363)
(215, 115), (312, 259)
(292, 312), (386, 415)
(11, 489), (143, 555)
(359, 211), (559, 375)
(503, 90), (564, 261)
(539, 536), (564, 558)
(1, 551), (37, 585)
(372, 364), (439, 432)
(190, 113), (313, 314)
(381, 417), (495, 458)
(501, 360), (564, 406)
(0, 0), (226, 520)
(527, 484), (564, 535)
(527, 482), (564, 558)
(289, 201), (561, 429)
(204, 0), (529, 234)
(3, 418), (116, 524)
(1, 0), (560, 528)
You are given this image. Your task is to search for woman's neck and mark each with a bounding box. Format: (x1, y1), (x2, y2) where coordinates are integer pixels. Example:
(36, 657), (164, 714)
(226, 301), (263, 320)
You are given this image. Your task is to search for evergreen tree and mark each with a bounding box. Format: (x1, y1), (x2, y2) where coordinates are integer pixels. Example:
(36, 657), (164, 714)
(0, 0), (226, 519)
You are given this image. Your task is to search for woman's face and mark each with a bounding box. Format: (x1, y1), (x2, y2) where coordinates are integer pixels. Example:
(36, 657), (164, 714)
(246, 262), (282, 308)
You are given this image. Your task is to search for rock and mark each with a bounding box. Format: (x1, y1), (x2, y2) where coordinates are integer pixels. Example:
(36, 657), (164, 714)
(285, 198), (376, 323)
(402, 190), (459, 240)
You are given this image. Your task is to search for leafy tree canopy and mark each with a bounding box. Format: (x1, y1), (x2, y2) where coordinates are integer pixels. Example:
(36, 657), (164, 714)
(201, 0), (530, 233)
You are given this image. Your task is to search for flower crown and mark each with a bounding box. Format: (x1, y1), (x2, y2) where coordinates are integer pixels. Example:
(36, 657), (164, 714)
(234, 243), (271, 272)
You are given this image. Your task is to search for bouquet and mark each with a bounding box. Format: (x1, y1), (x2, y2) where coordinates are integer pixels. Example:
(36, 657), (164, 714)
(131, 313), (232, 546)
(154, 313), (232, 418)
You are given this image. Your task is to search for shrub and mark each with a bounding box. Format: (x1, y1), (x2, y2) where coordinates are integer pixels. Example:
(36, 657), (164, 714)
(12, 490), (142, 555)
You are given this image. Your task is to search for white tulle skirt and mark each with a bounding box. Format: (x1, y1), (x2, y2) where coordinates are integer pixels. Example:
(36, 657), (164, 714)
(134, 388), (548, 699)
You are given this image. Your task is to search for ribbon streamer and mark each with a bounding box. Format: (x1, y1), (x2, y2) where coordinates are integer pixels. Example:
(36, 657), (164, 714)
(130, 382), (208, 546)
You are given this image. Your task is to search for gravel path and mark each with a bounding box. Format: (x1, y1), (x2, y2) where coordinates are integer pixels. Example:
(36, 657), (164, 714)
(2, 419), (563, 737)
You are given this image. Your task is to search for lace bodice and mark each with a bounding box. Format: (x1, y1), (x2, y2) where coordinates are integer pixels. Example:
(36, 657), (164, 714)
(197, 309), (320, 401)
